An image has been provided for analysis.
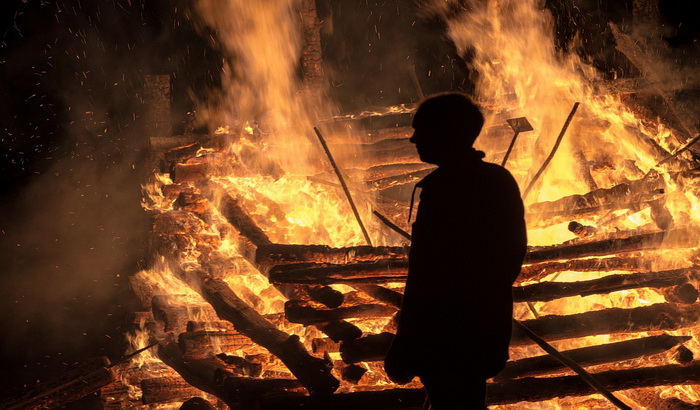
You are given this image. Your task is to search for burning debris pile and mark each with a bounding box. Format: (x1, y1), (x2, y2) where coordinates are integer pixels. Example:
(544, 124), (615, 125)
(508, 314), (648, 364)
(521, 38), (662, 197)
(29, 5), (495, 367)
(4, 0), (699, 408)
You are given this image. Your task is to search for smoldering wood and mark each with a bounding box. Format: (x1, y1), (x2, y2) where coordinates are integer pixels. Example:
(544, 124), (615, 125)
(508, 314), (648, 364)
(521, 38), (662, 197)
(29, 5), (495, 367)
(157, 342), (238, 407)
(149, 233), (222, 260)
(100, 380), (135, 409)
(187, 273), (339, 395)
(215, 354), (264, 377)
(250, 387), (428, 410)
(339, 332), (395, 364)
(173, 162), (209, 183)
(0, 357), (116, 410)
(517, 255), (645, 283)
(186, 320), (235, 332)
(312, 338), (340, 354)
(315, 320), (363, 342)
(200, 181), (272, 247)
(255, 243), (407, 268)
(512, 303), (700, 345)
(496, 334), (691, 380)
(512, 268), (700, 302)
(285, 300), (397, 325)
(178, 330), (255, 360)
(141, 377), (204, 405)
(675, 344), (695, 364)
(151, 295), (219, 334)
(269, 260), (409, 285)
(165, 143), (201, 164)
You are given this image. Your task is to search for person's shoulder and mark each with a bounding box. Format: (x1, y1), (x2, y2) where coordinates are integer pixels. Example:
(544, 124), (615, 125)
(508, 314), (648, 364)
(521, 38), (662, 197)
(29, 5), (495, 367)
(479, 161), (516, 180)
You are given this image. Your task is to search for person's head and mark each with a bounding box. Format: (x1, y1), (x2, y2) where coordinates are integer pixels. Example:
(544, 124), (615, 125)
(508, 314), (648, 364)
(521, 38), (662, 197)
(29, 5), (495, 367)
(409, 92), (484, 165)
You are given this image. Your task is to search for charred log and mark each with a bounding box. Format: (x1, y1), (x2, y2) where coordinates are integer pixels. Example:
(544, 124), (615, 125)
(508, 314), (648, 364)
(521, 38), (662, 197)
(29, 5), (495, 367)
(250, 363), (700, 408)
(512, 303), (700, 345)
(256, 244), (407, 268)
(339, 332), (395, 364)
(141, 377), (204, 405)
(200, 181), (272, 247)
(195, 276), (339, 395)
(518, 256), (645, 283)
(525, 230), (693, 263)
(353, 285), (403, 308)
(307, 285), (345, 308)
(285, 300), (397, 325)
(496, 334), (691, 379)
(270, 260), (408, 285)
(513, 268), (700, 302)
(315, 321), (363, 342)
(178, 330), (255, 360)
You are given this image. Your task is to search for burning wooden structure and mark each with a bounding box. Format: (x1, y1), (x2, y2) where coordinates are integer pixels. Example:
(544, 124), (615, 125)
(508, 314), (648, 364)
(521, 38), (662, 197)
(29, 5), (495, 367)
(5, 0), (699, 409)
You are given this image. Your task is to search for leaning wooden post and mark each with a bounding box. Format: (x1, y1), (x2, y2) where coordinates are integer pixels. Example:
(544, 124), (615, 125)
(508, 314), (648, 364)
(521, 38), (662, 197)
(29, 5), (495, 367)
(314, 126), (373, 246)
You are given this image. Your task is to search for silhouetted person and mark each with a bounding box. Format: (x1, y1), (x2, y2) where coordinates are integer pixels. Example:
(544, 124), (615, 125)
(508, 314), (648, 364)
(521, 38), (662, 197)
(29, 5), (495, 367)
(384, 92), (527, 409)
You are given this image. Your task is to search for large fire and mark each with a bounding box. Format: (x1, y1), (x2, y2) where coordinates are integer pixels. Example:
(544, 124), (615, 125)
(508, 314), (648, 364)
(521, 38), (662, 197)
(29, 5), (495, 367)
(101, 0), (700, 408)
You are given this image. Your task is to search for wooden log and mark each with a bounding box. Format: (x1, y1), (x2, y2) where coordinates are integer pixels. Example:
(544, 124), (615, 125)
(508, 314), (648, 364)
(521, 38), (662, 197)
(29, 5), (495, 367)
(142, 377), (204, 405)
(353, 285), (403, 308)
(285, 300), (397, 325)
(200, 181), (272, 247)
(365, 168), (434, 191)
(340, 364), (367, 385)
(195, 276), (339, 395)
(299, 0), (324, 88)
(315, 321), (363, 342)
(513, 268), (700, 302)
(527, 175), (666, 225)
(487, 363), (700, 405)
(100, 380), (135, 409)
(156, 342), (238, 407)
(332, 303), (700, 361)
(173, 162), (209, 183)
(178, 330), (255, 360)
(339, 332), (395, 364)
(270, 260), (409, 285)
(307, 285), (344, 308)
(151, 295), (219, 334)
(356, 163), (434, 183)
(255, 244), (408, 268)
(496, 334), (691, 380)
(512, 303), (700, 345)
(0, 357), (116, 410)
(180, 397), (218, 410)
(661, 283), (699, 304)
(250, 363), (700, 408)
(518, 256), (645, 283)
(215, 375), (306, 410)
(165, 142), (201, 164)
(312, 338), (340, 354)
(524, 229), (693, 264)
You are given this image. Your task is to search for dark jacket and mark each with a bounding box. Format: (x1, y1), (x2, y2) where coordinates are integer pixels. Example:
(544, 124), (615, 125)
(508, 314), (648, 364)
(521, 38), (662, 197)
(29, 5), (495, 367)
(385, 151), (527, 380)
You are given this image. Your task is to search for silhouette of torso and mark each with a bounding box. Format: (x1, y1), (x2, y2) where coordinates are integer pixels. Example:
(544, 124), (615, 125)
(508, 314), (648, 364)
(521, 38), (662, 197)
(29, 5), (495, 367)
(389, 150), (527, 379)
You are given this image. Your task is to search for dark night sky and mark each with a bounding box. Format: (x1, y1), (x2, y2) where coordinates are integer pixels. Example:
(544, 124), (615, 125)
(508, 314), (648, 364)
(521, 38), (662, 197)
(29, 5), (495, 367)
(0, 0), (697, 403)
